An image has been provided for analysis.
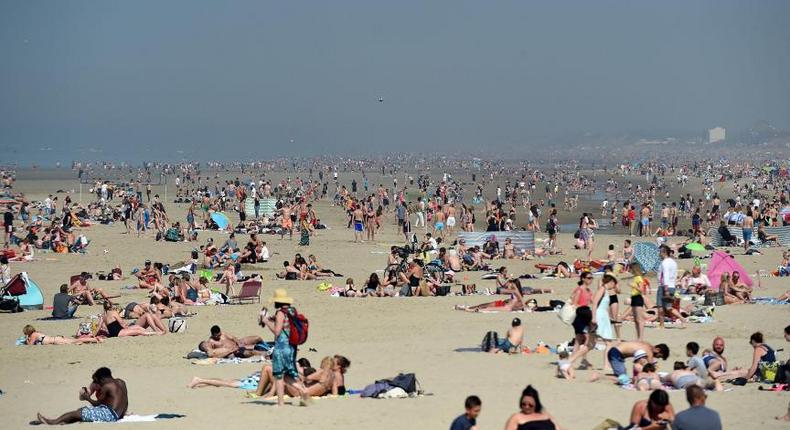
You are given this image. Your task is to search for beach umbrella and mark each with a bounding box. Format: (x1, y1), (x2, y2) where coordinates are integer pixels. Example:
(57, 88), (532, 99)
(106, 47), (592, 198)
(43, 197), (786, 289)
(210, 212), (231, 230)
(633, 242), (661, 273)
(707, 251), (753, 292)
(685, 242), (706, 252)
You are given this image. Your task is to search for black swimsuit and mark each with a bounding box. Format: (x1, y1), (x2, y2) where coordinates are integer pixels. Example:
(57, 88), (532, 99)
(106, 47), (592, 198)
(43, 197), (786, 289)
(107, 320), (123, 338)
(518, 419), (556, 430)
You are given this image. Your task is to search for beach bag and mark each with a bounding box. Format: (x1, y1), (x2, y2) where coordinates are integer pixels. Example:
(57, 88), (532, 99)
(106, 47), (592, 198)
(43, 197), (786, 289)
(0, 297), (22, 313)
(703, 291), (725, 306)
(481, 331), (499, 352)
(558, 303), (577, 325)
(360, 382), (391, 398)
(286, 308), (309, 346)
(377, 373), (418, 394)
(435, 285), (451, 296)
(77, 321), (93, 336)
(760, 362), (779, 383)
(165, 228), (180, 242)
(168, 318), (187, 333)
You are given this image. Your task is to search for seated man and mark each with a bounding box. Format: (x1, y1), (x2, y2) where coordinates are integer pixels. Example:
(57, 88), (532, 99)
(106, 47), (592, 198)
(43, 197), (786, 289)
(69, 273), (112, 306)
(492, 318), (524, 354)
(717, 222), (738, 246)
(198, 325), (265, 358)
(52, 283), (79, 319)
(33, 367), (127, 424)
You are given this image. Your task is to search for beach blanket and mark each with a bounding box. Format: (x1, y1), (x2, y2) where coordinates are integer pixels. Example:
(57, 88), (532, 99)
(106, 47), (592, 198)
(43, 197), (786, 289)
(752, 297), (790, 305)
(457, 231), (535, 253)
(191, 356), (267, 365)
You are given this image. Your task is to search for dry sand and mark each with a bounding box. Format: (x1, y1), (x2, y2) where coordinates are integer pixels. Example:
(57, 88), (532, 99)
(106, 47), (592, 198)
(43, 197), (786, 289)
(1, 171), (788, 429)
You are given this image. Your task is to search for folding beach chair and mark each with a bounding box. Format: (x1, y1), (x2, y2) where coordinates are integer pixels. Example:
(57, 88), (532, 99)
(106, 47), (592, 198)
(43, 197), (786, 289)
(228, 280), (261, 304)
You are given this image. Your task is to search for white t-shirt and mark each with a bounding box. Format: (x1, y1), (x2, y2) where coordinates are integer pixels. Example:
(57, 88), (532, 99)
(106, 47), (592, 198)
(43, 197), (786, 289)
(659, 257), (678, 288)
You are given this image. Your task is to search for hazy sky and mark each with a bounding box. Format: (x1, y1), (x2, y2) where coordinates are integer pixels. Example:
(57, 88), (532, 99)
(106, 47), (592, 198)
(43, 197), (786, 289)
(1, 0), (789, 162)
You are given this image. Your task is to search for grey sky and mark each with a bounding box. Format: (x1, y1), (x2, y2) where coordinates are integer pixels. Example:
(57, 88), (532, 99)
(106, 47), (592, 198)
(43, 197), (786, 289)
(1, 0), (789, 163)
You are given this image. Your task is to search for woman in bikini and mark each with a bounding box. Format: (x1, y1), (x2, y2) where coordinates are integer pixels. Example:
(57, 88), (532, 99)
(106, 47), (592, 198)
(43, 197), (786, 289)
(100, 301), (163, 337)
(23, 325), (102, 345)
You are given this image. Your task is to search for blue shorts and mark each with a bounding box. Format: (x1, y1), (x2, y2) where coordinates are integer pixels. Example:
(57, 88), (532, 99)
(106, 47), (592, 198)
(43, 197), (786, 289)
(435, 222), (444, 231)
(607, 348), (627, 378)
(742, 229), (752, 243)
(641, 218), (649, 226)
(354, 221), (364, 232)
(497, 339), (513, 352)
(80, 405), (118, 423)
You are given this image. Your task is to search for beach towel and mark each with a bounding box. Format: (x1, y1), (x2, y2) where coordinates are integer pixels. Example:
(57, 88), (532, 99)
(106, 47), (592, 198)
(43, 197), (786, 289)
(116, 414), (185, 422)
(191, 356), (267, 365)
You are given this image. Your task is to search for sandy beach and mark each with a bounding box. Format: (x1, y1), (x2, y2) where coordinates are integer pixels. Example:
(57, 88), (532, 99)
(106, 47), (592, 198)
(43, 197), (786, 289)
(0, 170), (787, 429)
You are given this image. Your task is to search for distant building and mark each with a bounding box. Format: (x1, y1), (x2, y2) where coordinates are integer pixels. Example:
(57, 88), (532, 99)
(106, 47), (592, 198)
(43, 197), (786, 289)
(708, 127), (726, 143)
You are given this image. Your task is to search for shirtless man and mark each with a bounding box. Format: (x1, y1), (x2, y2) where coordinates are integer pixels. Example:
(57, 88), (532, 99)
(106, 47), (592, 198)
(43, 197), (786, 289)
(502, 238), (517, 259)
(604, 340), (670, 384)
(742, 209), (754, 252)
(280, 204), (293, 240)
(198, 325), (265, 358)
(433, 205), (446, 239)
(135, 260), (162, 291)
(701, 337), (729, 380)
(493, 318), (524, 354)
(444, 248), (463, 272)
(352, 205), (364, 243)
(69, 274), (112, 306)
(34, 367), (128, 424)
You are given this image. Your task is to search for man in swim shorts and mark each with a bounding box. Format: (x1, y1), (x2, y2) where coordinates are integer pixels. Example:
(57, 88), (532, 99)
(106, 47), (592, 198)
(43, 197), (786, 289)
(352, 205), (364, 243)
(494, 318), (524, 353)
(34, 367), (128, 424)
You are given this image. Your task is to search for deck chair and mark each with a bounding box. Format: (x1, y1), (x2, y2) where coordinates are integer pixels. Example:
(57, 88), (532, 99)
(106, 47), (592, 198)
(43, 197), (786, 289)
(228, 280), (261, 304)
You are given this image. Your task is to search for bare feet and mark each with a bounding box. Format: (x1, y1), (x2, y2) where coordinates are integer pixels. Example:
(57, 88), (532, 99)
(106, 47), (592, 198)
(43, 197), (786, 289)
(589, 371), (601, 382)
(187, 377), (199, 389)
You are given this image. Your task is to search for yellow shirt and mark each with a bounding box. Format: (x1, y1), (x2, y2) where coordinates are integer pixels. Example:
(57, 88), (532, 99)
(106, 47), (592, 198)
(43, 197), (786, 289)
(630, 275), (644, 296)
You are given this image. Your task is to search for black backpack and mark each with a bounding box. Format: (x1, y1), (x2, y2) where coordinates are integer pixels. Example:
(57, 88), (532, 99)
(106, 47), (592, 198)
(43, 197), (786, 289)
(481, 331), (499, 352)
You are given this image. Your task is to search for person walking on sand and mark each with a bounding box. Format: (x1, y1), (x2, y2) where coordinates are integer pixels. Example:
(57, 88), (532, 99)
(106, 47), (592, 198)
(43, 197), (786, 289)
(33, 367), (128, 424)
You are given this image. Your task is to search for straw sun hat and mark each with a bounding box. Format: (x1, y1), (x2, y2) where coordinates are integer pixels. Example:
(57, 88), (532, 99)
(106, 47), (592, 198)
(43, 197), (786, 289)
(269, 288), (294, 305)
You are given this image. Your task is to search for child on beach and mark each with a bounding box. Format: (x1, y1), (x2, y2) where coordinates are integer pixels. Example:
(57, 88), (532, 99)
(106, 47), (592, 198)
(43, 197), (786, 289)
(557, 350), (574, 380)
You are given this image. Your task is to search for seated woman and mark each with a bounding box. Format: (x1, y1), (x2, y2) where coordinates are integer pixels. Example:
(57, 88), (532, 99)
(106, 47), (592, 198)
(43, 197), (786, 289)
(627, 389), (675, 430)
(100, 301), (164, 337)
(307, 255), (339, 278)
(502, 238), (517, 259)
(504, 385), (561, 430)
(23, 325), (102, 345)
(718, 332), (777, 381)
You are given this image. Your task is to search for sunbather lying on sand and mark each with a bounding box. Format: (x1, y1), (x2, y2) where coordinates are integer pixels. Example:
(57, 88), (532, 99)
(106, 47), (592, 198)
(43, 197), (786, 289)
(23, 325), (102, 345)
